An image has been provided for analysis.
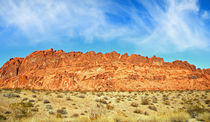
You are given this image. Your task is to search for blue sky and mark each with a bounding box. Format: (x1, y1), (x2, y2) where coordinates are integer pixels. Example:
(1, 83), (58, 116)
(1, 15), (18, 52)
(0, 0), (210, 68)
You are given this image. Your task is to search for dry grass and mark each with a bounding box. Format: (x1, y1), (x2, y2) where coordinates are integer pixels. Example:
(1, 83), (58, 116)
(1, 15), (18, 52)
(0, 89), (209, 121)
(142, 111), (191, 122)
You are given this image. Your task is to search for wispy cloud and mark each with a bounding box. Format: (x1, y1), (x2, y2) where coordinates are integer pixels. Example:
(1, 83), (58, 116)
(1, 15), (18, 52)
(135, 0), (210, 52)
(0, 0), (209, 52)
(202, 11), (210, 19)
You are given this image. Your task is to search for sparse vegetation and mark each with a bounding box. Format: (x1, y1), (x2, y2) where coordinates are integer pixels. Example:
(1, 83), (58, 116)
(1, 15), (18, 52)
(0, 89), (209, 121)
(9, 101), (36, 119)
(3, 93), (20, 98)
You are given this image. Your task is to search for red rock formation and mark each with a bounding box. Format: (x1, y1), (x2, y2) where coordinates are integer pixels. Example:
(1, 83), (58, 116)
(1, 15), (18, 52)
(0, 49), (209, 91)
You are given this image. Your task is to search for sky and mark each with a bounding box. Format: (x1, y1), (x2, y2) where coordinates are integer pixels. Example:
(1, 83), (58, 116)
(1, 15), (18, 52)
(0, 0), (210, 69)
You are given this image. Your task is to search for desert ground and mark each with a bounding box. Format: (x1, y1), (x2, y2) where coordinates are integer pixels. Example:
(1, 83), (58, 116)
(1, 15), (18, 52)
(0, 89), (209, 122)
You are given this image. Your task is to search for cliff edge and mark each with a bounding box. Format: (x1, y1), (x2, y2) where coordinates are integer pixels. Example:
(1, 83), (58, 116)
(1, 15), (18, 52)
(0, 48), (209, 91)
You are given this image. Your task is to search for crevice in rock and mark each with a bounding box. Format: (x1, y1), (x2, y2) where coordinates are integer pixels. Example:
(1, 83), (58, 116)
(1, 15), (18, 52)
(16, 67), (19, 76)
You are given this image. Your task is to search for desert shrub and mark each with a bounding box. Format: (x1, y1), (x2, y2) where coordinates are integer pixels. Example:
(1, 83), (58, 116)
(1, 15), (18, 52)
(141, 97), (150, 105)
(95, 92), (104, 97)
(183, 99), (207, 118)
(29, 99), (35, 102)
(3, 93), (20, 98)
(57, 95), (63, 98)
(163, 101), (170, 105)
(144, 111), (149, 116)
(14, 89), (21, 93)
(56, 113), (63, 118)
(134, 109), (142, 114)
(9, 101), (35, 119)
(145, 93), (149, 96)
(148, 105), (157, 111)
(46, 105), (52, 110)
(177, 93), (181, 97)
(104, 97), (108, 100)
(197, 111), (210, 122)
(31, 90), (36, 93)
(20, 101), (34, 107)
(22, 98), (28, 101)
(89, 102), (107, 120)
(0, 114), (6, 120)
(57, 109), (67, 114)
(66, 97), (72, 101)
(5, 111), (11, 114)
(31, 108), (38, 112)
(78, 95), (85, 98)
(201, 95), (207, 99)
(186, 105), (205, 118)
(73, 92), (79, 96)
(96, 99), (107, 104)
(130, 102), (138, 107)
(49, 110), (54, 115)
(89, 113), (99, 120)
(44, 100), (50, 104)
(96, 104), (103, 108)
(115, 98), (121, 103)
(45, 92), (51, 95)
(152, 96), (158, 103)
(205, 100), (210, 104)
(162, 96), (168, 101)
(106, 104), (114, 110)
(37, 98), (42, 101)
(72, 113), (79, 117)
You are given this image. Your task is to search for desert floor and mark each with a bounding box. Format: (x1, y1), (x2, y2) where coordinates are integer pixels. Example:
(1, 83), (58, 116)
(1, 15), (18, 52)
(0, 89), (209, 122)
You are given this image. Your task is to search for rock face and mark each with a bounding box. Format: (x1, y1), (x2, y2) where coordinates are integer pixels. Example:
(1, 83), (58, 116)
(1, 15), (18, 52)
(0, 49), (209, 91)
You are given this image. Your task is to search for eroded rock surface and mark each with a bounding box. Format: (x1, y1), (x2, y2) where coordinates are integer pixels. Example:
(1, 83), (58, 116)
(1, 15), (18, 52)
(0, 49), (209, 91)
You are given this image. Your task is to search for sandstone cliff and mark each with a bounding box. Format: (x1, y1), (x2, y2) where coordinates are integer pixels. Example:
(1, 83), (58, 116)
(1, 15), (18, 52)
(0, 48), (209, 91)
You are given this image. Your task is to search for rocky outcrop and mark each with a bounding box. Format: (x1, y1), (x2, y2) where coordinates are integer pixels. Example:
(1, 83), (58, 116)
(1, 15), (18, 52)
(0, 49), (209, 91)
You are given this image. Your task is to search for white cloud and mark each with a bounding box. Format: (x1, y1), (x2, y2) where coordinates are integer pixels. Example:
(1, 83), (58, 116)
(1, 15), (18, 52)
(137, 0), (209, 52)
(0, 0), (209, 52)
(202, 11), (209, 19)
